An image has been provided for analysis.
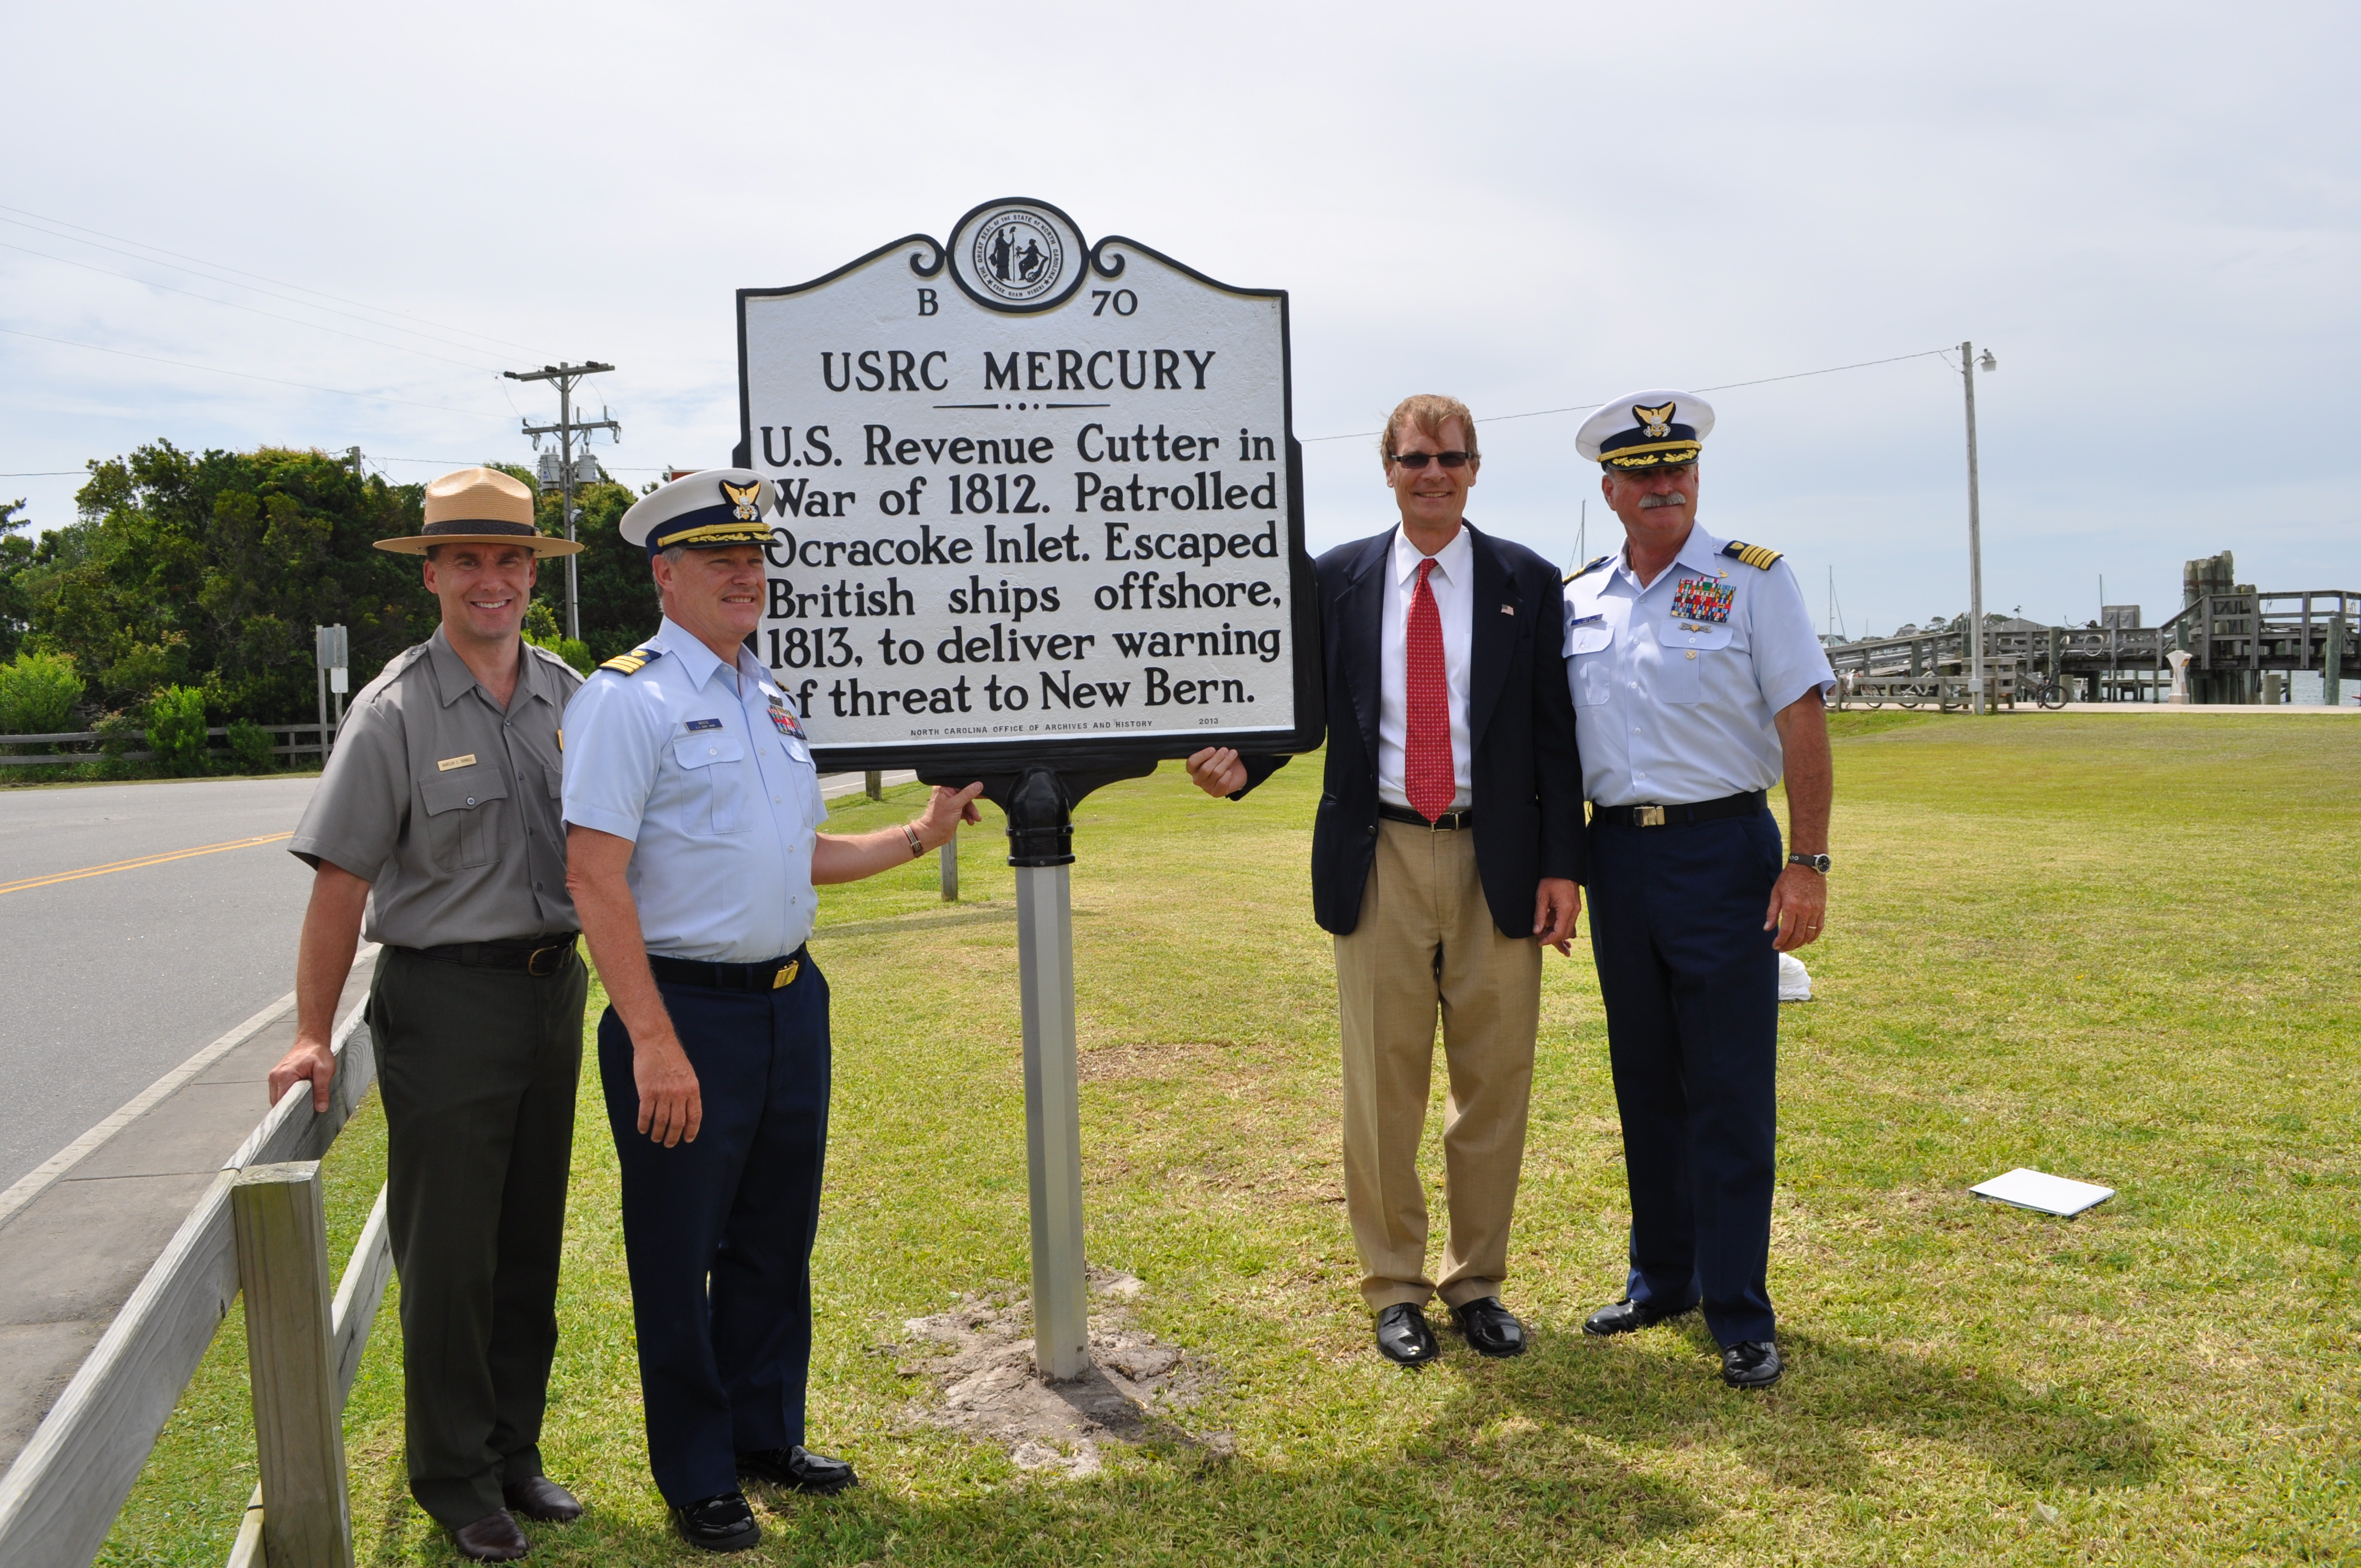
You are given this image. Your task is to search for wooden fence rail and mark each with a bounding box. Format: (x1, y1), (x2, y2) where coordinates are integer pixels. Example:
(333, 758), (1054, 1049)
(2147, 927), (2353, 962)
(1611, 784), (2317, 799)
(0, 722), (337, 768)
(0, 1000), (384, 1568)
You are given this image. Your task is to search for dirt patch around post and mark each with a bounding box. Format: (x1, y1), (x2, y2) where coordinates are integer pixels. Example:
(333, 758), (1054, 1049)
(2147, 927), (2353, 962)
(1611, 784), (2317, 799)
(888, 1268), (1229, 1478)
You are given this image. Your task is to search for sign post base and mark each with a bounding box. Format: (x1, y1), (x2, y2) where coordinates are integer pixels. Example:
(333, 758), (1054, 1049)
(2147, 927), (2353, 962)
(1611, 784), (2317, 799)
(945, 762), (1151, 1382)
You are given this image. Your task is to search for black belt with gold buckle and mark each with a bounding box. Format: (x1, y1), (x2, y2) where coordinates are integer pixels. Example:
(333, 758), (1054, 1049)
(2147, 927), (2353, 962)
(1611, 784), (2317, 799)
(1377, 802), (1475, 831)
(400, 934), (579, 976)
(648, 946), (807, 992)
(1591, 790), (1767, 829)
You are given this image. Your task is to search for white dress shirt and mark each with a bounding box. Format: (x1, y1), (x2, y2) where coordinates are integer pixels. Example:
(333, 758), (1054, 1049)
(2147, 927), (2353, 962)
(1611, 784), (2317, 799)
(561, 616), (828, 962)
(1377, 523), (1474, 811)
(1562, 523), (1835, 808)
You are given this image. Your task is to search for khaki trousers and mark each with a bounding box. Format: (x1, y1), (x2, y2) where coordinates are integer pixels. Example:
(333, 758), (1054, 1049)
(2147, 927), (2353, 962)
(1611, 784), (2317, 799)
(1335, 819), (1541, 1311)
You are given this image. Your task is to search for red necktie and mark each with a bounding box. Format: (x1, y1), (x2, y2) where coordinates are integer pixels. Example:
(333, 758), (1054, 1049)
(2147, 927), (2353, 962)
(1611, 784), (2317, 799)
(1405, 558), (1452, 821)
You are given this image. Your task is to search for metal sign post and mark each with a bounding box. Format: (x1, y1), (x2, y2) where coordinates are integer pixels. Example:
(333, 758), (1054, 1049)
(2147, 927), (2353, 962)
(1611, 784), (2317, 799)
(313, 625), (347, 764)
(732, 199), (1321, 1382)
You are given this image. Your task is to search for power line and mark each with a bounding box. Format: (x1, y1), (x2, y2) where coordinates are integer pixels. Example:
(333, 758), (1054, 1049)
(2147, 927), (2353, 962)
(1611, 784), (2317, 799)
(0, 470), (84, 477)
(1300, 348), (1953, 443)
(0, 326), (499, 417)
(0, 239), (507, 373)
(0, 208), (546, 361)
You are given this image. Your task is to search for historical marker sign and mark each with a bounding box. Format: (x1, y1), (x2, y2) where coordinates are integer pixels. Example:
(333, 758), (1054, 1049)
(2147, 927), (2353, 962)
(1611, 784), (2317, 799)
(735, 197), (1323, 772)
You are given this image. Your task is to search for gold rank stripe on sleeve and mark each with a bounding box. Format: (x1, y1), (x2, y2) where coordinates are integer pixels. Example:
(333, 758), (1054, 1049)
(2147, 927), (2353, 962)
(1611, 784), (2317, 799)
(598, 645), (665, 676)
(1720, 541), (1784, 570)
(1563, 554), (1614, 585)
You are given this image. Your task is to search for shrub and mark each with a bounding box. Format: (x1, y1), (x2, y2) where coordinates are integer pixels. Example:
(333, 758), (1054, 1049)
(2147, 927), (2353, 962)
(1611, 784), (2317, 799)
(226, 717), (275, 772)
(0, 650), (84, 741)
(146, 684), (211, 774)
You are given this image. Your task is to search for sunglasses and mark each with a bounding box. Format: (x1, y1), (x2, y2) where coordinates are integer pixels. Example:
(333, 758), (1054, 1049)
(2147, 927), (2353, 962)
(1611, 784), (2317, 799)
(1391, 450), (1474, 470)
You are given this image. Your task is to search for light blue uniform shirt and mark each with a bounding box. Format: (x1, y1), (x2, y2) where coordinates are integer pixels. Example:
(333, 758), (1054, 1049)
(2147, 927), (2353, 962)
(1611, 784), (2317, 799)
(561, 617), (826, 962)
(1563, 524), (1835, 809)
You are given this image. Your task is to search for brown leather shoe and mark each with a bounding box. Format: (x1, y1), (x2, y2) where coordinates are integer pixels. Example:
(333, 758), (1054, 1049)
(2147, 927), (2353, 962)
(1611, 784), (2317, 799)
(503, 1475), (584, 1523)
(452, 1509), (530, 1561)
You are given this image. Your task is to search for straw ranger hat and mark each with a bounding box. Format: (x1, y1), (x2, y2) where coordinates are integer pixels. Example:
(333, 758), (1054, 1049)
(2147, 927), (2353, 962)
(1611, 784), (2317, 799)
(374, 466), (583, 557)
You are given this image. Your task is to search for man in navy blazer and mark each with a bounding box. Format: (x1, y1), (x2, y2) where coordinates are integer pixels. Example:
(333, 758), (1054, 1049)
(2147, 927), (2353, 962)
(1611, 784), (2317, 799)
(1189, 394), (1584, 1364)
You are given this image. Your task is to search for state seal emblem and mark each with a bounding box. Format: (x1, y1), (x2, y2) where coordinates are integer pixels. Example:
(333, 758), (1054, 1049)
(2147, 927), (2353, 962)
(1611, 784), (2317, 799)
(970, 208), (1064, 303)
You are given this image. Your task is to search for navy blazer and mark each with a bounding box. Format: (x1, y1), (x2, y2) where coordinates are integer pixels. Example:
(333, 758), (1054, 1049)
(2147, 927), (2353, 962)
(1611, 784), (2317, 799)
(1236, 521), (1586, 938)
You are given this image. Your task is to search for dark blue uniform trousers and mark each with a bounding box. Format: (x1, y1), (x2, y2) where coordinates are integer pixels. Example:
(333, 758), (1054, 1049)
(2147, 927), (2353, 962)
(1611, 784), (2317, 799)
(1586, 808), (1783, 1346)
(597, 960), (830, 1507)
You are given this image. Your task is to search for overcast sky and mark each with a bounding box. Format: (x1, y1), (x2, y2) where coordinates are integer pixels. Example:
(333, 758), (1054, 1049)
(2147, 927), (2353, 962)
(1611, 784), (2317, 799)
(6, 1), (2354, 635)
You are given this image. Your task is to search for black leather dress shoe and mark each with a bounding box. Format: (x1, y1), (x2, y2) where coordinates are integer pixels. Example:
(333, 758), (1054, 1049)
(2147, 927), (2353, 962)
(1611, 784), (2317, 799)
(1374, 1302), (1439, 1365)
(738, 1445), (858, 1494)
(673, 1491), (761, 1552)
(1582, 1297), (1690, 1336)
(1448, 1296), (1528, 1358)
(451, 1510), (529, 1561)
(503, 1474), (583, 1522)
(1721, 1340), (1783, 1389)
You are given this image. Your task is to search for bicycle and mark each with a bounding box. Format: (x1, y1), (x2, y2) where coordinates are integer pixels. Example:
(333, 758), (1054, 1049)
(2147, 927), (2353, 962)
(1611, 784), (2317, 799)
(2025, 674), (2068, 710)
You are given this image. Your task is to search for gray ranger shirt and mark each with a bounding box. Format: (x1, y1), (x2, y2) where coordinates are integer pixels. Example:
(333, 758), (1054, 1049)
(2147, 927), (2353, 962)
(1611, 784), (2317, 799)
(290, 628), (582, 948)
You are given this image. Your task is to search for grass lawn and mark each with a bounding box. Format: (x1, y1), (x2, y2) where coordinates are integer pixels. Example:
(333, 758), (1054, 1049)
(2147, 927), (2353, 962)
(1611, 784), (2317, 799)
(103, 712), (2359, 1565)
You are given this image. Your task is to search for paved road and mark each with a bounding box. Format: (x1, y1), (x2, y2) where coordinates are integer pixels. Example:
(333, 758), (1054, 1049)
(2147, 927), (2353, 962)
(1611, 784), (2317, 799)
(0, 778), (323, 1191)
(0, 768), (923, 1194)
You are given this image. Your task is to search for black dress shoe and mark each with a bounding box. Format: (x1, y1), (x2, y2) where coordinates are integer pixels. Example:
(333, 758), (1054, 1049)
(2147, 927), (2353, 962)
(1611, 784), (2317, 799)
(451, 1510), (529, 1561)
(503, 1474), (583, 1522)
(1582, 1297), (1690, 1336)
(1374, 1302), (1439, 1365)
(738, 1445), (858, 1494)
(673, 1491), (761, 1552)
(1721, 1340), (1783, 1389)
(1448, 1296), (1528, 1357)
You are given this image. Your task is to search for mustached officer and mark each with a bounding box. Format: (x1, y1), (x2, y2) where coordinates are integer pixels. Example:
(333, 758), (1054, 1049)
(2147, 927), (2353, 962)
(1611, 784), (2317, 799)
(561, 470), (981, 1553)
(1562, 393), (1835, 1390)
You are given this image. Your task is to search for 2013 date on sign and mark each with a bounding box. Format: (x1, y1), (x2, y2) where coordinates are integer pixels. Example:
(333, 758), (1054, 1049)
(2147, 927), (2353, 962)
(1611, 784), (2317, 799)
(765, 625), (859, 670)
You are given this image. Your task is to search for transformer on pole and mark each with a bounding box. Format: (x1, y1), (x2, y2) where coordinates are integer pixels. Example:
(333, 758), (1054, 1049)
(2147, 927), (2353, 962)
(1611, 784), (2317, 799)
(504, 362), (619, 643)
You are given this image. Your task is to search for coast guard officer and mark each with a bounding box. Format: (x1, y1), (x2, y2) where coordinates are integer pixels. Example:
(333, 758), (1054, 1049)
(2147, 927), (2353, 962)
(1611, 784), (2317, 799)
(1562, 392), (1834, 1390)
(561, 469), (980, 1553)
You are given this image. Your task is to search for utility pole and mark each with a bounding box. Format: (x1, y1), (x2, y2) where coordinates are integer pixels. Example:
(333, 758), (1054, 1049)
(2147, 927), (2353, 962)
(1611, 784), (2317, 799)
(504, 362), (619, 641)
(1959, 341), (1995, 715)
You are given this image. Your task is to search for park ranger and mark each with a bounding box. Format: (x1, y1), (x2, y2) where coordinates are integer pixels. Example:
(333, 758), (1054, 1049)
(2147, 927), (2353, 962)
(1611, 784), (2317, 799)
(269, 466), (589, 1560)
(561, 469), (980, 1553)
(1561, 392), (1835, 1390)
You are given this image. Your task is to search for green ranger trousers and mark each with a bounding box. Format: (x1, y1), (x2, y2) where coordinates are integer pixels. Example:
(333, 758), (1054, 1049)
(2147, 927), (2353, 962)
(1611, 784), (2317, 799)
(368, 945), (586, 1531)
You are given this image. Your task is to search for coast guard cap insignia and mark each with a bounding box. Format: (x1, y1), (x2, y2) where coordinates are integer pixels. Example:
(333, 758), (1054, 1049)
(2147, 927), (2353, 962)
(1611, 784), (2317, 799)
(1635, 401), (1676, 439)
(721, 479), (763, 522)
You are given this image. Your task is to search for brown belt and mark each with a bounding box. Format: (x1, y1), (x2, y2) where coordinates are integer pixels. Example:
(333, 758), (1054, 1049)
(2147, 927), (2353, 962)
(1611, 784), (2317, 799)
(1377, 802), (1475, 831)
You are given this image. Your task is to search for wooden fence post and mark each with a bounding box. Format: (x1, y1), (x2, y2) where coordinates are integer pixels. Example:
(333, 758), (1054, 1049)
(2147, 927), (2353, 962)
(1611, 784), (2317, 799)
(231, 1162), (353, 1568)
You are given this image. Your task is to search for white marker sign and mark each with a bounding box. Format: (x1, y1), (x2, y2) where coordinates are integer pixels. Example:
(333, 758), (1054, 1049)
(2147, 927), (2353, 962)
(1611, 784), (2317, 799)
(735, 198), (1321, 772)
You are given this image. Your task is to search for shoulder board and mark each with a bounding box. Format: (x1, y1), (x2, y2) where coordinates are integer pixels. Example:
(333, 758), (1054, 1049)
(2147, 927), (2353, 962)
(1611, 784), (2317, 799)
(1563, 554), (1614, 585)
(1721, 541), (1783, 570)
(598, 645), (664, 676)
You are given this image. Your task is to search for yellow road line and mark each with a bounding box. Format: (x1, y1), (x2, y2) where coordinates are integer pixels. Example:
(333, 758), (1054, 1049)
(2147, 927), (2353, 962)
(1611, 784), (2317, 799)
(0, 832), (295, 897)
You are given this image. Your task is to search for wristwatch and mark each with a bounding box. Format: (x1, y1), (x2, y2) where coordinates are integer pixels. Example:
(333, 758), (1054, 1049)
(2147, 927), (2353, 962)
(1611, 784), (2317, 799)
(1788, 853), (1831, 874)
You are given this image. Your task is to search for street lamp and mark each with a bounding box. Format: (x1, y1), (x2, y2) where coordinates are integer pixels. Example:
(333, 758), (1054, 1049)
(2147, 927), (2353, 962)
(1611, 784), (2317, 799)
(1960, 341), (1998, 713)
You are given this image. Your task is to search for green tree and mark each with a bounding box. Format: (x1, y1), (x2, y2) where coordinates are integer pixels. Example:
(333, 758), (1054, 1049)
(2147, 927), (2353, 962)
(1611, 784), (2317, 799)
(31, 443), (439, 719)
(0, 650), (84, 738)
(0, 498), (34, 660)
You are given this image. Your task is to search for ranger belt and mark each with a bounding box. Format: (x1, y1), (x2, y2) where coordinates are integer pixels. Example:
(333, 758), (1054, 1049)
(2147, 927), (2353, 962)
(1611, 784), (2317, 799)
(398, 934), (579, 977)
(1377, 802), (1475, 831)
(1591, 789), (1767, 829)
(647, 946), (807, 992)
